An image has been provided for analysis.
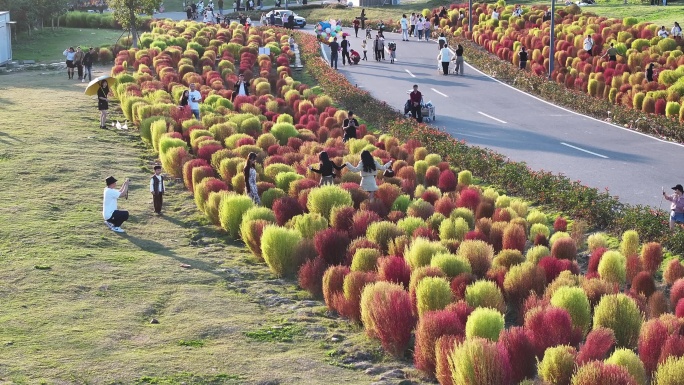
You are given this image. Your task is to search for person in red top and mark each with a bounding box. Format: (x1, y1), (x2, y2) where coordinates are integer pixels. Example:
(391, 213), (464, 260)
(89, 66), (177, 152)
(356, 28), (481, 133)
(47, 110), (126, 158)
(353, 18), (360, 37)
(409, 84), (423, 123)
(664, 184), (684, 230)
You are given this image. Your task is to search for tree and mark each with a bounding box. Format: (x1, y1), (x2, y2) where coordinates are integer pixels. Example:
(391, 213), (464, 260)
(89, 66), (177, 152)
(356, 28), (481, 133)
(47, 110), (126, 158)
(108, 0), (161, 48)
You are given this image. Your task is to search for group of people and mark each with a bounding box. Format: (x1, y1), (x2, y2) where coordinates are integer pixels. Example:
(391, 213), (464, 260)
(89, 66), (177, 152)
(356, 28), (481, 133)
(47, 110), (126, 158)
(658, 23), (682, 39)
(402, 13), (432, 42)
(63, 46), (96, 82)
(328, 35), (362, 69)
(437, 39), (465, 76)
(102, 165), (165, 233)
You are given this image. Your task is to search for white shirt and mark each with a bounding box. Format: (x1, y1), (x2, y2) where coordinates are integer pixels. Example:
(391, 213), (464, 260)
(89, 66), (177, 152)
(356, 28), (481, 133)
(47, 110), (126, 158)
(150, 174), (165, 193)
(438, 36), (447, 46)
(188, 90), (201, 110)
(238, 82), (247, 96)
(103, 188), (121, 220)
(583, 37), (593, 51)
(438, 47), (452, 62)
(410, 15), (417, 25)
(400, 18), (408, 29)
(658, 29), (669, 38)
(672, 26), (682, 37)
(492, 11), (499, 20)
(416, 20), (424, 30)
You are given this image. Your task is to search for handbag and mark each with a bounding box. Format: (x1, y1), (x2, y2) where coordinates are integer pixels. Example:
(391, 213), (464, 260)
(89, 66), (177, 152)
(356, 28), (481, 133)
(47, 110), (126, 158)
(383, 163), (395, 178)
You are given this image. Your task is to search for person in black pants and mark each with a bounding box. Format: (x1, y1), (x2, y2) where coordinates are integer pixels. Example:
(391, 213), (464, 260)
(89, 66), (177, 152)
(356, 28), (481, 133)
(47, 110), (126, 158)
(341, 35), (351, 65)
(518, 46), (528, 70)
(309, 151), (346, 186)
(409, 85), (423, 123)
(342, 111), (358, 142)
(102, 176), (130, 233)
(82, 47), (94, 82)
(329, 37), (339, 69)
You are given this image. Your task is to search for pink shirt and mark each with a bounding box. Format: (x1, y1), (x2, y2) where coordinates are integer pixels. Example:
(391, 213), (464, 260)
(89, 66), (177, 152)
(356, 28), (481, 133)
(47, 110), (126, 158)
(665, 193), (684, 212)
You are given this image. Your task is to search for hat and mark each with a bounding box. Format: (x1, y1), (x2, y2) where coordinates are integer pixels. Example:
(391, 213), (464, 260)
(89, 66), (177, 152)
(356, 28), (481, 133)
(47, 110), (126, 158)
(153, 165), (162, 170)
(673, 184), (684, 192)
(105, 176), (117, 186)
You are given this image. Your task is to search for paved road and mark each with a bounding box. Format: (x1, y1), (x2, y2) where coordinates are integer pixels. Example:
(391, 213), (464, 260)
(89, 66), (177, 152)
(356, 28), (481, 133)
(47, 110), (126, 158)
(313, 26), (683, 208)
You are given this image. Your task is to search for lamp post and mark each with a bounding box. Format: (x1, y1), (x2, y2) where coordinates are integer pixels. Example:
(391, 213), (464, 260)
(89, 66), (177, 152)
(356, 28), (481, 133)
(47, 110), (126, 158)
(468, 0), (473, 34)
(548, 1), (555, 79)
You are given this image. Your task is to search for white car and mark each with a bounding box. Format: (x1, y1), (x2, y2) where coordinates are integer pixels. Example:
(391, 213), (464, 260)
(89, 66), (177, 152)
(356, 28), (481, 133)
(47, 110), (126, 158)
(264, 10), (306, 28)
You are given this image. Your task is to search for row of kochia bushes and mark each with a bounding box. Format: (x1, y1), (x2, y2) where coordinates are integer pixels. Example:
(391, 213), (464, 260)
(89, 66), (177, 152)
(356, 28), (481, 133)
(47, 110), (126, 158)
(108, 19), (684, 384)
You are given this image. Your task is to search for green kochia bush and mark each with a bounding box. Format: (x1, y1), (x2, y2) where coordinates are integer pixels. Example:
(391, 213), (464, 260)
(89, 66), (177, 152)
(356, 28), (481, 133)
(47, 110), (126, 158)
(415, 277), (453, 317)
(219, 194), (254, 239)
(366, 221), (405, 254)
(653, 356), (684, 385)
(465, 307), (504, 341)
(598, 250), (626, 285)
(405, 237), (449, 269)
(592, 294), (643, 349)
(448, 337), (511, 385)
(464, 280), (506, 313)
(538, 345), (577, 385)
(351, 248), (381, 272)
(306, 185), (353, 221)
(275, 171), (304, 192)
(271, 122), (299, 144)
(605, 348), (647, 385)
(440, 217), (469, 241)
(431, 253), (472, 278)
(550, 286), (591, 335)
(261, 225), (303, 277)
(288, 212), (328, 239)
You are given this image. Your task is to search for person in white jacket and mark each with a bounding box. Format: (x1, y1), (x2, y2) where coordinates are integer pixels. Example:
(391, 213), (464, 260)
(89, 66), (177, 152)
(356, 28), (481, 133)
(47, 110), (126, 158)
(345, 150), (393, 202)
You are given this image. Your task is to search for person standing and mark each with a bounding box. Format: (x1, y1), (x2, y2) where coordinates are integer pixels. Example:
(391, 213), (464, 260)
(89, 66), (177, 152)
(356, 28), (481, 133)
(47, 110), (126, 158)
(416, 16), (424, 41)
(409, 13), (417, 37)
(150, 165), (165, 215)
(400, 14), (409, 41)
(97, 79), (110, 129)
(188, 83), (202, 120)
(454, 44), (464, 76)
(329, 37), (340, 69)
(437, 43), (452, 75)
(74, 47), (85, 81)
(218, 0), (224, 14)
(373, 35), (383, 61)
(341, 35), (351, 65)
(345, 151), (392, 202)
(281, 12), (288, 27)
(63, 47), (76, 79)
(645, 63), (655, 82)
(409, 84), (423, 123)
(269, 11), (275, 26)
(288, 13), (295, 29)
(353, 18), (360, 38)
(310, 151), (345, 186)
(663, 184), (684, 230)
(518, 46), (528, 70)
(233, 73), (250, 97)
(244, 152), (260, 205)
(82, 47), (95, 82)
(342, 111), (359, 142)
(423, 18), (431, 42)
(583, 34), (594, 56)
(103, 176), (130, 233)
(361, 40), (368, 60)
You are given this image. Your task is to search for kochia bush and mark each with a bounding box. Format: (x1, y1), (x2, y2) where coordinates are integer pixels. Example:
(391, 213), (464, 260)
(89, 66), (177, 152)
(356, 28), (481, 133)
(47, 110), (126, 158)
(570, 361), (637, 385)
(457, 240), (494, 277)
(313, 228), (350, 266)
(550, 286), (591, 335)
(498, 327), (536, 384)
(606, 348), (647, 385)
(464, 280), (506, 313)
(306, 185), (353, 221)
(503, 261), (546, 305)
(653, 356), (684, 385)
(405, 237), (450, 269)
(538, 345), (577, 385)
(366, 221), (404, 254)
(360, 282), (416, 356)
(575, 327), (616, 365)
(414, 309), (464, 376)
(448, 337), (512, 385)
(598, 250), (627, 285)
(288, 212), (328, 239)
(431, 253), (472, 279)
(416, 276), (453, 317)
(219, 193), (255, 239)
(593, 294), (643, 349)
(260, 225), (303, 277)
(524, 306), (582, 358)
(464, 307), (504, 341)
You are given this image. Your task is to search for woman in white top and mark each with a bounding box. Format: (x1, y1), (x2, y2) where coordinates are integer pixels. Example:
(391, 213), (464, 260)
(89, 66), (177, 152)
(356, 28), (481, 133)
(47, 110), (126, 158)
(416, 17), (425, 41)
(423, 19), (431, 42)
(672, 22), (682, 39)
(202, 11), (210, 23)
(437, 44), (453, 75)
(345, 150), (393, 202)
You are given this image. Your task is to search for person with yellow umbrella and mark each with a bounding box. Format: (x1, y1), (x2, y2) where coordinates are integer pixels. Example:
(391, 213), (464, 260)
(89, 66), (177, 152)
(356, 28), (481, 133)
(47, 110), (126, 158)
(85, 75), (116, 129)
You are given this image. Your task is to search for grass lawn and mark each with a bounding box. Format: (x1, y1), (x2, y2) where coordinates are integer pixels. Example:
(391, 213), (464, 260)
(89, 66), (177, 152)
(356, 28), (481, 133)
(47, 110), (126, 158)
(0, 69), (406, 384)
(582, 4), (682, 26)
(12, 28), (126, 63)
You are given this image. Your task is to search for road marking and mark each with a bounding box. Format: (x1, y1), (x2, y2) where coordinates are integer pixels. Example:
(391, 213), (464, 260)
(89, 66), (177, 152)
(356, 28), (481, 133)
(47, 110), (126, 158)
(319, 43), (328, 62)
(477, 111), (507, 124)
(405, 69), (416, 77)
(560, 142), (609, 159)
(431, 88), (448, 97)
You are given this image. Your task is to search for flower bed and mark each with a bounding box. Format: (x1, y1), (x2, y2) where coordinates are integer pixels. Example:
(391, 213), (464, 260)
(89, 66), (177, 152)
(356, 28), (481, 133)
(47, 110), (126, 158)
(111, 18), (684, 385)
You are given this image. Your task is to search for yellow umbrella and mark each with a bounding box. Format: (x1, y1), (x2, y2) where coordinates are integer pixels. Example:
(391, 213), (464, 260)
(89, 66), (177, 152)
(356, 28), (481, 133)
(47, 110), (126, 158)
(84, 75), (117, 96)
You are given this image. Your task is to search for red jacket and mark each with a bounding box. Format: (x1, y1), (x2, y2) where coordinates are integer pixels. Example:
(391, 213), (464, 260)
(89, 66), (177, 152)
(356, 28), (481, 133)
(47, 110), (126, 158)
(410, 90), (422, 105)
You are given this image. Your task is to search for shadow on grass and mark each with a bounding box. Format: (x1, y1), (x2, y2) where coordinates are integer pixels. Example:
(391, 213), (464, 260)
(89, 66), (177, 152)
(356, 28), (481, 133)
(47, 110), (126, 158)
(0, 96), (14, 106)
(0, 131), (23, 145)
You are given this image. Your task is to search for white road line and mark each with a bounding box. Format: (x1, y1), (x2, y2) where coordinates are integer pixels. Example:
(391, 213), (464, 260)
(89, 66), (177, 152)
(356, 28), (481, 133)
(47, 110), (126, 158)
(478, 111), (507, 124)
(405, 69), (416, 77)
(431, 88), (448, 97)
(319, 42), (328, 62)
(560, 142), (609, 159)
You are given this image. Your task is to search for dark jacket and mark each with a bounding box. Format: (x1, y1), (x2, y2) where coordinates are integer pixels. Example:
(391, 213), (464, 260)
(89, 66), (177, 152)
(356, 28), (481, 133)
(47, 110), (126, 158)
(341, 39), (350, 51)
(233, 81), (250, 96)
(329, 41), (339, 55)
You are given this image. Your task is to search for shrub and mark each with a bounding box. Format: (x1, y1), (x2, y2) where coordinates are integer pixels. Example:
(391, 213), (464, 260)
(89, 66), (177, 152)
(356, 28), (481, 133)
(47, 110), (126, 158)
(552, 237), (578, 261)
(407, 199), (435, 220)
(640, 242), (663, 274)
(219, 194), (254, 239)
(335, 271), (377, 322)
(525, 306), (582, 358)
(271, 122), (299, 144)
(620, 230), (640, 257)
(377, 256), (411, 288)
(451, 207), (476, 229)
(576, 327), (616, 365)
(498, 327), (536, 384)
(593, 294), (643, 349)
(435, 335), (461, 385)
(288, 212), (328, 239)
(307, 185), (353, 221)
(405, 237), (449, 269)
(438, 169), (458, 192)
(664, 259), (684, 285)
(526, 245), (551, 265)
(366, 221), (404, 254)
(322, 265), (350, 311)
(416, 277), (453, 317)
(550, 286), (591, 335)
(351, 248), (381, 272)
(458, 170), (473, 186)
(431, 253), (472, 279)
(457, 240), (494, 277)
(632, 271), (656, 297)
(314, 228), (350, 266)
(464, 280), (506, 313)
(448, 337), (512, 385)
(240, 219), (269, 260)
(570, 361), (637, 385)
(465, 307), (504, 341)
(398, 216), (428, 237)
(503, 262), (546, 305)
(360, 282), (416, 356)
(440, 217), (470, 242)
(502, 224), (526, 253)
(587, 232), (609, 252)
(298, 257), (327, 298)
(414, 310), (464, 375)
(272, 196), (304, 226)
(493, 249), (525, 269)
(538, 345), (577, 385)
(581, 278), (619, 308)
(647, 291), (669, 320)
(261, 225), (303, 277)
(529, 223), (551, 242)
(598, 250), (627, 285)
(670, 279), (684, 309)
(275, 171), (304, 192)
(606, 348), (647, 385)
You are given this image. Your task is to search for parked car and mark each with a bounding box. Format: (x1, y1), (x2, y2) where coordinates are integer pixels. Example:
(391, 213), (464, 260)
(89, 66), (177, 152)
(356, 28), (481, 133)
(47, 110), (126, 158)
(264, 10), (306, 28)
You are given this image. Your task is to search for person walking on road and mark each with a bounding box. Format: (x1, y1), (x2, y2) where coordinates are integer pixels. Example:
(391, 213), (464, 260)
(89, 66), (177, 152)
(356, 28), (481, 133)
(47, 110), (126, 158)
(416, 16), (424, 41)
(400, 14), (409, 41)
(663, 184), (684, 230)
(330, 37), (340, 69)
(518, 46), (528, 70)
(454, 44), (464, 75)
(423, 18), (431, 42)
(373, 35), (384, 61)
(341, 35), (351, 66)
(353, 18), (360, 38)
(409, 13), (417, 37)
(437, 32), (447, 50)
(83, 47), (95, 82)
(409, 84), (423, 123)
(437, 43), (453, 75)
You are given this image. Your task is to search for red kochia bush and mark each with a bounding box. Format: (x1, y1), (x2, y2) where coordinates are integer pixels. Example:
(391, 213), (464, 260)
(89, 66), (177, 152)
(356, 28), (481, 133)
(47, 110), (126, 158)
(457, 187), (481, 212)
(272, 196), (304, 226)
(197, 143), (223, 162)
(572, 361), (637, 385)
(438, 169), (457, 192)
(588, 247), (607, 274)
(444, 300), (474, 327)
(435, 335), (462, 385)
(660, 333), (684, 365)
(314, 228), (351, 266)
(671, 279), (684, 307)
(554, 216), (568, 231)
(641, 242), (663, 274)
(498, 327), (536, 384)
(333, 271), (376, 323)
(525, 306), (582, 358)
(502, 224), (526, 252)
(576, 327), (616, 365)
(425, 166), (441, 187)
(639, 318), (670, 373)
(377, 256), (412, 288)
(182, 158), (209, 192)
(664, 259), (684, 285)
(351, 210), (381, 239)
(414, 310), (464, 376)
(330, 205), (355, 233)
(322, 265), (350, 311)
(552, 237), (577, 260)
(434, 196), (457, 217)
(676, 298), (684, 318)
(367, 285), (416, 356)
(632, 271), (656, 297)
(298, 257), (327, 298)
(450, 273), (476, 300)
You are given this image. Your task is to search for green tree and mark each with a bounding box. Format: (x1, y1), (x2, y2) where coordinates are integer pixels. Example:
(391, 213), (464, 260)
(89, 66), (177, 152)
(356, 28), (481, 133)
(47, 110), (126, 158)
(108, 0), (161, 48)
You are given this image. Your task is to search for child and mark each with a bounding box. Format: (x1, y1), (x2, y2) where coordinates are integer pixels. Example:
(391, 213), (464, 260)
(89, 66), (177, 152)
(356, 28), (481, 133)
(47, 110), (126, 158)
(150, 165), (165, 214)
(361, 40), (368, 61)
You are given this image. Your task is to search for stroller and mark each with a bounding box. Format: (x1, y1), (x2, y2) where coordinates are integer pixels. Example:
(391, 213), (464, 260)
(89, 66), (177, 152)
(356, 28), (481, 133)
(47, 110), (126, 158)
(404, 90), (436, 123)
(387, 41), (396, 64)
